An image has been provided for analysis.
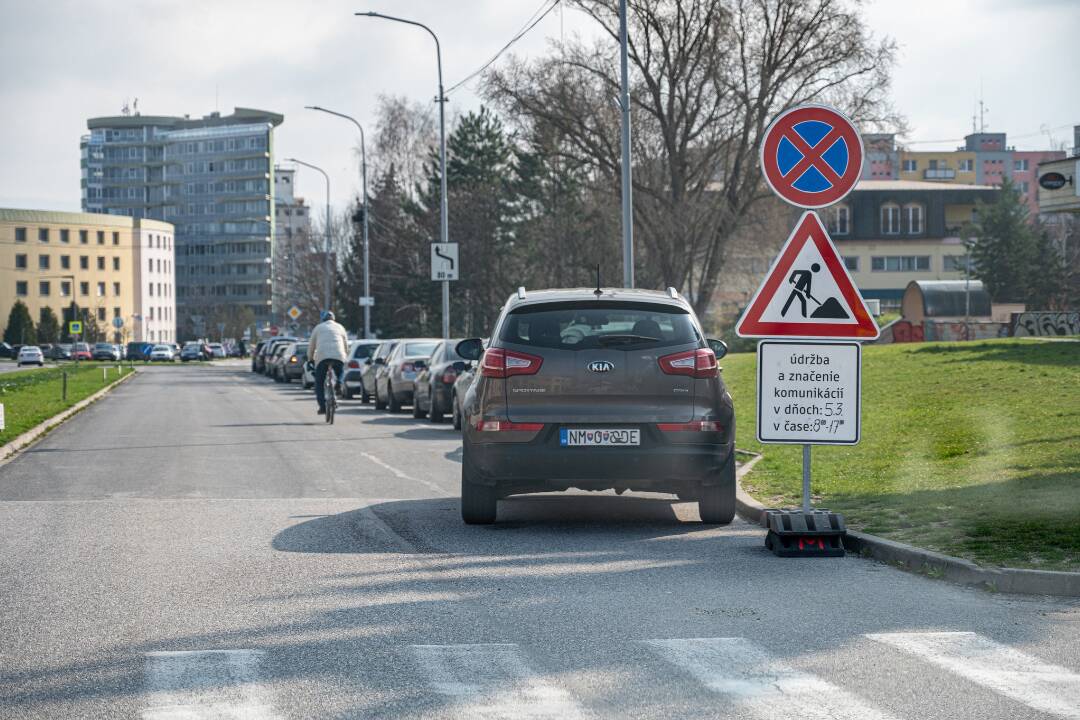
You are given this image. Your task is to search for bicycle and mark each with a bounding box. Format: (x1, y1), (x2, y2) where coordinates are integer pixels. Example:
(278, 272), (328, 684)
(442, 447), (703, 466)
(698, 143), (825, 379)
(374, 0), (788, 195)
(324, 364), (338, 424)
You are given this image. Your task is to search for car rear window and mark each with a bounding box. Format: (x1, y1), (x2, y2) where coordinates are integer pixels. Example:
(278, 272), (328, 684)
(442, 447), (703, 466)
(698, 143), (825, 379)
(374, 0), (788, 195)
(500, 302), (699, 350)
(404, 342), (438, 357)
(352, 343), (377, 360)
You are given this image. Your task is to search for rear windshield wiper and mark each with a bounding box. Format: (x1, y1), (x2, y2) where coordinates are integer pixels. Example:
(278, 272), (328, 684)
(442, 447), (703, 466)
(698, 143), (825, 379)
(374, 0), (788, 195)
(598, 334), (660, 346)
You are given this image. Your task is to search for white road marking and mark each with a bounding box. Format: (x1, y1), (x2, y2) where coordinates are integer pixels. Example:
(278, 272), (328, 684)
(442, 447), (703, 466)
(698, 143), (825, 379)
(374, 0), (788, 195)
(413, 643), (587, 719)
(142, 649), (278, 720)
(867, 631), (1080, 719)
(644, 637), (897, 720)
(359, 451), (447, 495)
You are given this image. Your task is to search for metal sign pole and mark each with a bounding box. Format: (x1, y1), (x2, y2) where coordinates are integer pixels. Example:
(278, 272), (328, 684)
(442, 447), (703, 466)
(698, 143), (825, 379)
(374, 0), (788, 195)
(802, 444), (811, 512)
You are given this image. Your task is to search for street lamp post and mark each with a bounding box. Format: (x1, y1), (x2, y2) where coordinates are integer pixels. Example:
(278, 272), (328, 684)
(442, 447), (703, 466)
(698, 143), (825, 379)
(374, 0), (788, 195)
(618, 0), (634, 288)
(357, 11), (450, 339)
(285, 158), (332, 312)
(305, 106), (372, 339)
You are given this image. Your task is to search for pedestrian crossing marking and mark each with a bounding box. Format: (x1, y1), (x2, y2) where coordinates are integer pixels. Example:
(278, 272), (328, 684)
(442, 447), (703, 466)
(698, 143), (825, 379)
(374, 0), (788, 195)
(644, 637), (898, 720)
(868, 631), (1080, 719)
(413, 643), (587, 719)
(142, 649), (279, 720)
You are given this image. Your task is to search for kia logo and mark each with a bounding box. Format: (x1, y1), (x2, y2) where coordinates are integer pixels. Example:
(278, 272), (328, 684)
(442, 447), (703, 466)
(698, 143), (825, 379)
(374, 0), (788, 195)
(587, 360), (615, 373)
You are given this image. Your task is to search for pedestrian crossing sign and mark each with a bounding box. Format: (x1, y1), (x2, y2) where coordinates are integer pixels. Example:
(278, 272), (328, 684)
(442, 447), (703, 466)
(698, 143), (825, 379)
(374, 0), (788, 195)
(735, 211), (878, 339)
(68, 320), (82, 335)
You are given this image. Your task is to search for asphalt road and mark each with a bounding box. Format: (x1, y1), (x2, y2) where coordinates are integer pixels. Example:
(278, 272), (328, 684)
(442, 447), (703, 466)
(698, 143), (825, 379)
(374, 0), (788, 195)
(1, 363), (1078, 719)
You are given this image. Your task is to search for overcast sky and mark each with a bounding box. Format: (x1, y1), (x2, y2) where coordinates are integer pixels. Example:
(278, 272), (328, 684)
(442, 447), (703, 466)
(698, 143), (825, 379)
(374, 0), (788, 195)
(1, 0), (1077, 214)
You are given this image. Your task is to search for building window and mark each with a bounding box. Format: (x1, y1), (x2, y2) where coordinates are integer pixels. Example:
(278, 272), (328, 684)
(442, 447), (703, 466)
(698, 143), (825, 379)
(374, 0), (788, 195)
(39, 281), (50, 296)
(113, 307), (121, 318)
(904, 203), (924, 234)
(112, 257), (120, 271)
(943, 255), (971, 272)
(958, 159), (973, 172)
(112, 232), (119, 245)
(15, 227), (27, 242)
(827, 204), (850, 235)
(80, 282), (89, 296)
(871, 255), (931, 272)
(38, 255), (50, 270)
(113, 282), (121, 296)
(80, 255), (89, 270)
(149, 283), (154, 296)
(1014, 159), (1029, 172)
(97, 308), (106, 322)
(15, 254), (27, 269)
(61, 255), (71, 270)
(38, 228), (49, 242)
(881, 203), (901, 234)
(148, 258), (153, 272)
(16, 281), (28, 296)
(97, 282), (105, 297)
(902, 159), (917, 172)
(60, 229), (70, 243)
(79, 229), (88, 244)
(1018, 181), (1030, 194)
(97, 231), (105, 245)
(60, 281), (71, 297)
(97, 256), (105, 270)
(843, 256), (859, 271)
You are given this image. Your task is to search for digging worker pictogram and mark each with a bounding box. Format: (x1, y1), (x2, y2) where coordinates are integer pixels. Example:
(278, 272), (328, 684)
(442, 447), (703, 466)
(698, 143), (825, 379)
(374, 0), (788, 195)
(782, 263), (820, 318)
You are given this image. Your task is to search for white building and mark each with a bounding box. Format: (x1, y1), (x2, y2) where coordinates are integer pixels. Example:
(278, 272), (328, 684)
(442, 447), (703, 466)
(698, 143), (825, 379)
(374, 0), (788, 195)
(132, 222), (177, 343)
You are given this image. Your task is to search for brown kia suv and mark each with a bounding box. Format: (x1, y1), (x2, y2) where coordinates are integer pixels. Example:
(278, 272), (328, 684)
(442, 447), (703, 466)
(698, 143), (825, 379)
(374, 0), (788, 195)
(456, 287), (735, 525)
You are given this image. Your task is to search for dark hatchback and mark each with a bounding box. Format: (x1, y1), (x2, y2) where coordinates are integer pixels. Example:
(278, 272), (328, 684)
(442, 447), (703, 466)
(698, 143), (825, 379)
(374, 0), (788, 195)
(456, 288), (734, 525)
(412, 339), (468, 422)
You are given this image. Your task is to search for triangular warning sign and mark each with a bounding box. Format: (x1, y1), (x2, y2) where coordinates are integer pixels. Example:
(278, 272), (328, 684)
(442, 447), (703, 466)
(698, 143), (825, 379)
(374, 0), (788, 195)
(736, 211), (879, 339)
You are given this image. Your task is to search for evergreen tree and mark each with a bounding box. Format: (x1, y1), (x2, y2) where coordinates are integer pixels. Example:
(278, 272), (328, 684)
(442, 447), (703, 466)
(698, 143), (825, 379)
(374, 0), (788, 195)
(37, 306), (60, 344)
(3, 300), (36, 345)
(1027, 224), (1070, 310)
(971, 177), (1037, 303)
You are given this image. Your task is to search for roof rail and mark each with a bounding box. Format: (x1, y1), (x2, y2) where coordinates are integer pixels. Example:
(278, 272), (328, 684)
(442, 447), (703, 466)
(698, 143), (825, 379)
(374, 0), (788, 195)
(666, 287), (679, 299)
(517, 286), (527, 300)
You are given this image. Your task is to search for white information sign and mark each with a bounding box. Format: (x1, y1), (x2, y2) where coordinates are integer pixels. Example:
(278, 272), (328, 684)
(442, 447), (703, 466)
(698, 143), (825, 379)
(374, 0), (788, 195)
(431, 242), (459, 281)
(757, 340), (861, 445)
(357, 296), (375, 307)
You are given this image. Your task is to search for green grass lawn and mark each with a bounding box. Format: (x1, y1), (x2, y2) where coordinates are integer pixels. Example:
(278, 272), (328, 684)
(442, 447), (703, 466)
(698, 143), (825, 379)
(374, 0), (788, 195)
(722, 338), (1080, 571)
(0, 364), (132, 446)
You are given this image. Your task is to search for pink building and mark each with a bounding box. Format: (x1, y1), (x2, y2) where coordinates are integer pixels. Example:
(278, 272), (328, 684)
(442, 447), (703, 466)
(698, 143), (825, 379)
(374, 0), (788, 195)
(1011, 150), (1066, 216)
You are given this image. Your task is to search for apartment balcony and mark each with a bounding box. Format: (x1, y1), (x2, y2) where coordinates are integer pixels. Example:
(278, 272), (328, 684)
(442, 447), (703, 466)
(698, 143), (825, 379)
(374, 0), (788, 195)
(924, 168), (956, 180)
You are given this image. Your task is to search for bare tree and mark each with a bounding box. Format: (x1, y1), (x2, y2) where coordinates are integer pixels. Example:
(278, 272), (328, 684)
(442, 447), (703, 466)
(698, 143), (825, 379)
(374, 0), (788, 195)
(486, 0), (900, 315)
(371, 94), (438, 199)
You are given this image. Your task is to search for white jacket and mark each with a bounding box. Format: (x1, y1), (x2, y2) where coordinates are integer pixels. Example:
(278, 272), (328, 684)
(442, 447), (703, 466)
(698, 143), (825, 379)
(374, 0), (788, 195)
(308, 320), (349, 364)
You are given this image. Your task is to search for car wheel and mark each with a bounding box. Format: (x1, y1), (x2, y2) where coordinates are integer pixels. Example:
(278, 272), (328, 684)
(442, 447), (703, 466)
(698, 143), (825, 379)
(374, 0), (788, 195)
(698, 452), (736, 524)
(342, 385), (353, 400)
(452, 394), (462, 430)
(430, 394), (444, 423)
(374, 383), (387, 410)
(413, 398), (426, 419)
(361, 385), (371, 404)
(388, 389), (401, 413)
(461, 444), (496, 525)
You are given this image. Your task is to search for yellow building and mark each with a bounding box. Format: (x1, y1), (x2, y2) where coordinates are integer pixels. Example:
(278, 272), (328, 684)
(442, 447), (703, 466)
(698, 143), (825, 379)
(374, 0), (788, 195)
(0, 209), (175, 344)
(897, 150), (978, 185)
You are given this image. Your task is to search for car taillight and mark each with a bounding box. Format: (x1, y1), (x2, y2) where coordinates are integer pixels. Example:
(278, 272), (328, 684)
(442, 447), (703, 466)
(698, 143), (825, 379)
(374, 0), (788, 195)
(480, 348), (543, 378)
(401, 362), (415, 373)
(658, 420), (723, 432)
(658, 349), (717, 378)
(348, 359), (360, 369)
(289, 355), (298, 364)
(441, 370), (457, 384)
(475, 419), (544, 432)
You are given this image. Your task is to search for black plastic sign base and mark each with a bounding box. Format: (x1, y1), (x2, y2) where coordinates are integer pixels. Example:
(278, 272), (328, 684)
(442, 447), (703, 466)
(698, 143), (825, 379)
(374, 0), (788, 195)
(764, 509), (847, 557)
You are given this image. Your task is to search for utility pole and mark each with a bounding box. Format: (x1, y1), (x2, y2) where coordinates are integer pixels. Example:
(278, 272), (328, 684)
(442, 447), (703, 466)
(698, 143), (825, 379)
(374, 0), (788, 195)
(286, 158), (332, 311)
(619, 0), (634, 288)
(359, 11), (450, 339)
(305, 106), (372, 338)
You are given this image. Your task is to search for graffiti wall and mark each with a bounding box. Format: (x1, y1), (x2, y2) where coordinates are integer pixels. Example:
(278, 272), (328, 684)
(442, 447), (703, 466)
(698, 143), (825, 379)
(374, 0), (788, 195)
(1010, 312), (1080, 337)
(922, 321), (1009, 342)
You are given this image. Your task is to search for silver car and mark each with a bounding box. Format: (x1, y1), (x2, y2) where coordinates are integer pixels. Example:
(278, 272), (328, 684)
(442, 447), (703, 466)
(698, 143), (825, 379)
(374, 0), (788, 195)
(375, 338), (439, 412)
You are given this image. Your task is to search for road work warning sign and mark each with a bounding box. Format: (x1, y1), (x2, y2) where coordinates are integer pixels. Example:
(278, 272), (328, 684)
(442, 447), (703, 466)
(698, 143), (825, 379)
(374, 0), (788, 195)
(757, 340), (861, 445)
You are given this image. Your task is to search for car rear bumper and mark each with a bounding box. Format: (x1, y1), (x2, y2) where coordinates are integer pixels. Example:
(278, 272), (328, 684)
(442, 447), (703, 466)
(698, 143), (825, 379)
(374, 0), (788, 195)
(343, 370), (365, 388)
(465, 425), (733, 494)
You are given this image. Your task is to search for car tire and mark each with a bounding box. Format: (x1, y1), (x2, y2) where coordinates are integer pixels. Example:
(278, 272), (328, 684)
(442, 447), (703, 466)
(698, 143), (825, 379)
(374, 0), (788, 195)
(413, 398), (427, 419)
(430, 400), (444, 424)
(698, 452), (737, 525)
(452, 394), (462, 430)
(374, 384), (387, 410)
(361, 386), (371, 404)
(388, 389), (401, 413)
(461, 445), (496, 525)
(342, 386), (353, 400)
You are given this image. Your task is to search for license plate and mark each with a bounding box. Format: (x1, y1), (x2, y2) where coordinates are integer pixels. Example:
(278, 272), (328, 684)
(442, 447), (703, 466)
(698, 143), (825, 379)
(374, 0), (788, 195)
(560, 428), (640, 447)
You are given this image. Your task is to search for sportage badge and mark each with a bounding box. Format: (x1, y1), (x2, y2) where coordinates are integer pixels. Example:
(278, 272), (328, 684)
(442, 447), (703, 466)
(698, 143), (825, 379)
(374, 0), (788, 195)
(587, 360), (615, 373)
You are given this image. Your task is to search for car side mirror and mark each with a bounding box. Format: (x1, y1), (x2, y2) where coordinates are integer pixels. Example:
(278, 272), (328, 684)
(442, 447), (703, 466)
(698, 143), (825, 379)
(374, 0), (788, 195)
(456, 338), (483, 361)
(374, 357), (386, 366)
(452, 361), (467, 372)
(364, 357), (372, 365)
(414, 359), (427, 369)
(707, 338), (728, 360)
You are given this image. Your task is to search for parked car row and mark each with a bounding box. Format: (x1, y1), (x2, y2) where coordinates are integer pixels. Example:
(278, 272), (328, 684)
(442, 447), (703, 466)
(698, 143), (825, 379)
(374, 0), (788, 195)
(250, 287), (736, 527)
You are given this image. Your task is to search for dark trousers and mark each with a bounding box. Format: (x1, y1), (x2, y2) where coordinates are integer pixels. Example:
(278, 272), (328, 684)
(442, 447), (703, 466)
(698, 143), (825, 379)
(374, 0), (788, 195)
(315, 359), (344, 411)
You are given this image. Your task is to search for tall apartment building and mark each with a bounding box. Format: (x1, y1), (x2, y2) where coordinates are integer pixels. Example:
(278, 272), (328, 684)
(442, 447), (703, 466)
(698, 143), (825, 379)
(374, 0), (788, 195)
(859, 130), (1065, 217)
(271, 166), (312, 319)
(0, 209), (175, 343)
(81, 108), (283, 337)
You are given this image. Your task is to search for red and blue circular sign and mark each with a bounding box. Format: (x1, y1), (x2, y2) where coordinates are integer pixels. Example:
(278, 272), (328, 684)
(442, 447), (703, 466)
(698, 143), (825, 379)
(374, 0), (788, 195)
(760, 104), (864, 209)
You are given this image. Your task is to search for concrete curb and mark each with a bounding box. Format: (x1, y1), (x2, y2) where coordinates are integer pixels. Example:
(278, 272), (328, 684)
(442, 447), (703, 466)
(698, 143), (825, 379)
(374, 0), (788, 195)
(734, 450), (1080, 597)
(0, 368), (137, 461)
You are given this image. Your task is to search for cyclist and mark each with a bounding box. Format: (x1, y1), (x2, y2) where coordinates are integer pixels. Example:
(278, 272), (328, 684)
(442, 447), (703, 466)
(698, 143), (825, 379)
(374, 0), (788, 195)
(308, 310), (348, 415)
